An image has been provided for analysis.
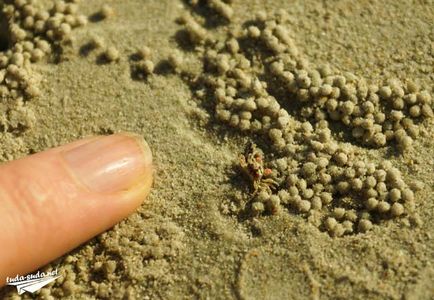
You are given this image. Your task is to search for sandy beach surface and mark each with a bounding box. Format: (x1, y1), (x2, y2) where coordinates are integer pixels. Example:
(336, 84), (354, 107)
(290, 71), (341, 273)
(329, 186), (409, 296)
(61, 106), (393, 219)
(0, 0), (433, 299)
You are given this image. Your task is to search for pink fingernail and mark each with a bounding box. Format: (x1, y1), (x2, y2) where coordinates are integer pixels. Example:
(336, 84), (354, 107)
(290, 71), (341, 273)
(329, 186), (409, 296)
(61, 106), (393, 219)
(62, 133), (152, 193)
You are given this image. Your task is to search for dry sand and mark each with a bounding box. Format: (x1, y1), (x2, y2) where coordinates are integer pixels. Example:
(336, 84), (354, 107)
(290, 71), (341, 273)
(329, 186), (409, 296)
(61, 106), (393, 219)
(1, 0), (433, 299)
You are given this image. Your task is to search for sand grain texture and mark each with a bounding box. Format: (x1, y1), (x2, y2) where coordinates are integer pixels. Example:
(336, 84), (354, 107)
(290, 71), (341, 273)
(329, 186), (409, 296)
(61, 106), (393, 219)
(0, 0), (433, 299)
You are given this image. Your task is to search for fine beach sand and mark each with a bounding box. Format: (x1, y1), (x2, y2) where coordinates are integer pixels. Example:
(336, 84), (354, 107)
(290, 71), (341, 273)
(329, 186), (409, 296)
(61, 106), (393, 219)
(1, 0), (433, 299)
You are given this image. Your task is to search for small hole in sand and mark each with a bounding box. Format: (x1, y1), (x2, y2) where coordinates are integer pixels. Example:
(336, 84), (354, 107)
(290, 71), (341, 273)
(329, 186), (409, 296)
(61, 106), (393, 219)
(0, 36), (9, 52)
(0, 9), (10, 52)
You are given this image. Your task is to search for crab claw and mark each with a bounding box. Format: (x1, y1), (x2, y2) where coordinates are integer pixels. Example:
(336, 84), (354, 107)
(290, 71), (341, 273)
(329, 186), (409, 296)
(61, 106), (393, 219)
(263, 168), (273, 176)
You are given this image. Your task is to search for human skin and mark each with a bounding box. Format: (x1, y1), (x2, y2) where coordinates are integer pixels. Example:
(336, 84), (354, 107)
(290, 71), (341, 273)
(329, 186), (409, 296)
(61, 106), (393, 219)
(0, 133), (153, 285)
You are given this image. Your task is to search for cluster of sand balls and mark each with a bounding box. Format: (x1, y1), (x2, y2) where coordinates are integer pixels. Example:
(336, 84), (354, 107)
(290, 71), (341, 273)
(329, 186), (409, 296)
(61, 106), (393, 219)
(195, 13), (432, 152)
(130, 46), (154, 78)
(178, 13), (209, 45)
(250, 126), (418, 236)
(85, 35), (121, 64)
(0, 0), (87, 100)
(179, 9), (433, 150)
(77, 5), (121, 64)
(247, 13), (432, 150)
(188, 0), (234, 21)
(268, 61), (432, 150)
(176, 10), (429, 235)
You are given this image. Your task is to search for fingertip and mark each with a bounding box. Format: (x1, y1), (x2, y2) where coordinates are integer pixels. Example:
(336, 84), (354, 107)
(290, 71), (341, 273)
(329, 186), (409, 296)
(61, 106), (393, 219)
(62, 133), (153, 195)
(118, 131), (153, 168)
(0, 133), (154, 283)
(114, 132), (154, 210)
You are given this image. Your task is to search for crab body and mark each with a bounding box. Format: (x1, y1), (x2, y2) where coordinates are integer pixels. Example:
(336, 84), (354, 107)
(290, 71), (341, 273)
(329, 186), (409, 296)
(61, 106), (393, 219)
(239, 142), (278, 195)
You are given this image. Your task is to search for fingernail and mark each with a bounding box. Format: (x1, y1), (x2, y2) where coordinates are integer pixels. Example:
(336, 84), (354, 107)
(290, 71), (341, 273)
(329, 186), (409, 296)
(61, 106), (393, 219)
(62, 133), (152, 193)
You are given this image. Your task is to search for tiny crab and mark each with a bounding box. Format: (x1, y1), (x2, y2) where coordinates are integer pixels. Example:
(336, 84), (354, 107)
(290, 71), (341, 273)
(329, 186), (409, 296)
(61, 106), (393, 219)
(239, 142), (278, 195)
